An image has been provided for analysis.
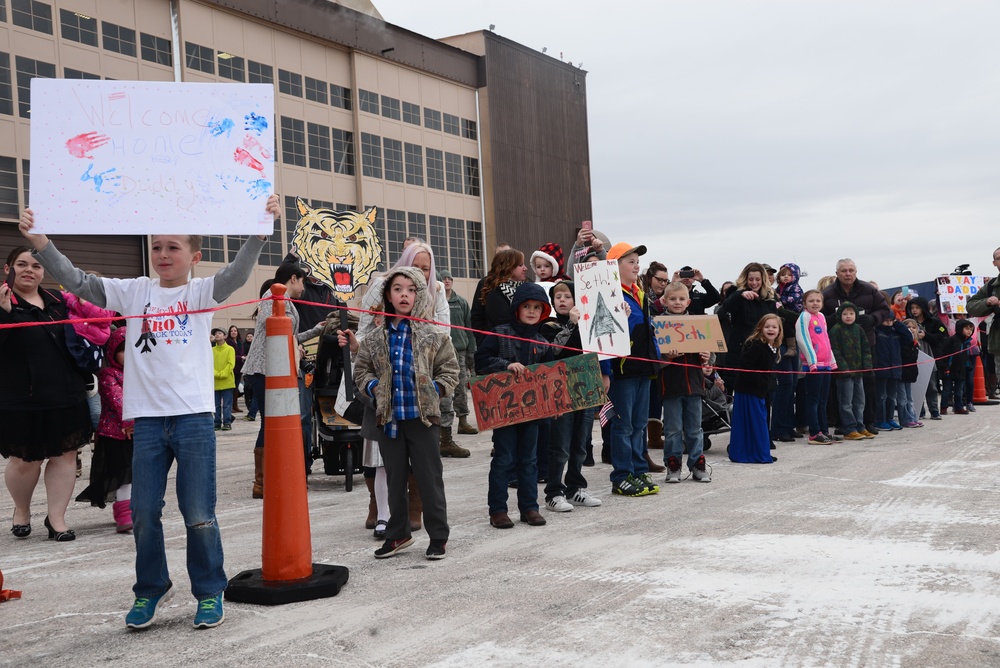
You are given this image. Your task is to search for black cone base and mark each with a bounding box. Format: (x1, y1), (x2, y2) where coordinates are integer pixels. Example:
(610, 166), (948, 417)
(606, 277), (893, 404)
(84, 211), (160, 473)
(225, 564), (349, 605)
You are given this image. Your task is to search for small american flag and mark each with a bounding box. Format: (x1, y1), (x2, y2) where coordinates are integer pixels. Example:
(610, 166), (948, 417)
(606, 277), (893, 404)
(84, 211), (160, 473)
(598, 401), (616, 427)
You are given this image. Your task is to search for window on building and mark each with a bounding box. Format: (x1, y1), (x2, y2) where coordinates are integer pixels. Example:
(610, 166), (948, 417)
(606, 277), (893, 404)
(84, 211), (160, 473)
(307, 122), (331, 172)
(466, 220), (483, 277)
(404, 143), (423, 187)
(305, 76), (327, 104)
(407, 212), (426, 244)
(230, 220), (283, 266)
(337, 203), (356, 211)
(202, 235), (224, 263)
(140, 33), (172, 66)
(12, 0), (52, 34)
(217, 53), (244, 82)
(330, 84), (351, 110)
(278, 69), (302, 97)
(385, 209), (406, 266)
(21, 158), (28, 208)
(280, 116), (306, 167)
(60, 9), (97, 46)
(423, 107), (441, 131)
(0, 0), (5, 22)
(448, 218), (467, 278)
(359, 89), (378, 114)
(0, 53), (12, 116)
(248, 61), (272, 84)
(443, 113), (460, 136)
(402, 101), (420, 126)
(463, 156), (480, 197)
(185, 42), (214, 74)
(444, 152), (462, 193)
(284, 195), (300, 250)
(380, 95), (400, 120)
(360, 133), (382, 179)
(102, 22), (136, 57)
(0, 156), (18, 219)
(309, 199), (333, 210)
(15, 56), (55, 118)
(426, 148), (444, 190)
(462, 118), (478, 140)
(64, 68), (99, 79)
(383, 138), (403, 183)
(332, 128), (355, 176)
(429, 215), (447, 272)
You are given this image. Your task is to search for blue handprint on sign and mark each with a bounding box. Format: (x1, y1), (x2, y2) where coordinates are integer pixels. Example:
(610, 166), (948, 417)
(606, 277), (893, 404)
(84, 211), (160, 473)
(80, 164), (122, 194)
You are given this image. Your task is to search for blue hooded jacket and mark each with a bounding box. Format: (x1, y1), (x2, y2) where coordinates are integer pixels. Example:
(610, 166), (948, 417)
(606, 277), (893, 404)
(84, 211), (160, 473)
(475, 282), (554, 374)
(777, 263), (804, 313)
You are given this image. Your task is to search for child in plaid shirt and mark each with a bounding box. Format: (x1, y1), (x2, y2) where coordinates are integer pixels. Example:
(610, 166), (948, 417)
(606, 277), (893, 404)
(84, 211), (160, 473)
(346, 266), (459, 560)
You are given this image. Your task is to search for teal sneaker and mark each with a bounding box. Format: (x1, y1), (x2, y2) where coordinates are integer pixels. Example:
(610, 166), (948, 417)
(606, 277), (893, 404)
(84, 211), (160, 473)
(125, 585), (175, 629)
(193, 594), (225, 629)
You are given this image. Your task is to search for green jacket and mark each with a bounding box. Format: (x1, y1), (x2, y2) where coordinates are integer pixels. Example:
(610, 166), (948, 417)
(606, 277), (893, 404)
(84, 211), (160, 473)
(829, 322), (872, 376)
(447, 290), (476, 357)
(967, 274), (1000, 354)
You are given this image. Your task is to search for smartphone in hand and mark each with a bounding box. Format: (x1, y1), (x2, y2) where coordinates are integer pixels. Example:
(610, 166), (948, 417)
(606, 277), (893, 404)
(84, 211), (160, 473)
(581, 220), (593, 231)
(5, 266), (15, 290)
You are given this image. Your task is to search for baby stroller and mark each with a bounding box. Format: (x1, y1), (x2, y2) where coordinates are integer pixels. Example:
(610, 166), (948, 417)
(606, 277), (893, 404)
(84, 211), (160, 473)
(311, 311), (363, 491)
(700, 385), (732, 453)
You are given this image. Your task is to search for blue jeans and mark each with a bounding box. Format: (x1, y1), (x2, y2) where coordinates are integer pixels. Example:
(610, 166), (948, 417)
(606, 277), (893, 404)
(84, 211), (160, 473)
(214, 389), (233, 427)
(771, 355), (797, 438)
(131, 413), (226, 600)
(662, 394), (703, 469)
(836, 376), (865, 434)
(245, 374), (266, 448)
(896, 382), (916, 424)
(489, 422), (539, 514)
(943, 377), (965, 410)
(544, 409), (590, 500)
(608, 375), (650, 483)
(803, 371), (831, 436)
(875, 378), (897, 423)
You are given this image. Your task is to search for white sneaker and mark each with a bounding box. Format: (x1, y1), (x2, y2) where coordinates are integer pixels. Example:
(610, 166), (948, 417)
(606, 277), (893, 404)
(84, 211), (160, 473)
(569, 489), (602, 507)
(546, 496), (574, 512)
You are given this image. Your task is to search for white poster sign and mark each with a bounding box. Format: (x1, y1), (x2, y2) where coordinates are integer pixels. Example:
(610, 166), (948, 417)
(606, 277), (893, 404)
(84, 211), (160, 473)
(573, 260), (631, 360)
(29, 79), (275, 235)
(936, 275), (992, 314)
(912, 350), (935, 416)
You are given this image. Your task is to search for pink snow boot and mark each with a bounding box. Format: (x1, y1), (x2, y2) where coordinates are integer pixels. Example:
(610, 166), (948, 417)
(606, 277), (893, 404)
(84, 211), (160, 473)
(113, 500), (132, 533)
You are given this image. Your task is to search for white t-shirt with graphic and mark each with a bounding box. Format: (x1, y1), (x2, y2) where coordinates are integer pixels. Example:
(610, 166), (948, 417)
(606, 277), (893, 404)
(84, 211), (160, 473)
(102, 276), (218, 420)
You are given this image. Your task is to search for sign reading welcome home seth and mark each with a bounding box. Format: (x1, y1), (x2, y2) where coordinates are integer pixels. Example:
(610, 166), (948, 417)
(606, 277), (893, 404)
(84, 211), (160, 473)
(29, 79), (275, 235)
(652, 314), (727, 354)
(470, 354), (607, 431)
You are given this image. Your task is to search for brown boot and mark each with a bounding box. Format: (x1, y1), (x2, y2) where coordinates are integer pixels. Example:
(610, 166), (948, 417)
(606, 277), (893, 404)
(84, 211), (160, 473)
(252, 448), (264, 499)
(457, 416), (479, 435)
(647, 419), (664, 449)
(364, 476), (377, 530)
(232, 387), (243, 412)
(408, 473), (423, 531)
(440, 426), (471, 457)
(644, 447), (666, 473)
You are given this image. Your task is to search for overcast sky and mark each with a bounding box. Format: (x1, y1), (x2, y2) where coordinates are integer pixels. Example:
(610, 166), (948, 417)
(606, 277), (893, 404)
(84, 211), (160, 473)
(374, 0), (1000, 289)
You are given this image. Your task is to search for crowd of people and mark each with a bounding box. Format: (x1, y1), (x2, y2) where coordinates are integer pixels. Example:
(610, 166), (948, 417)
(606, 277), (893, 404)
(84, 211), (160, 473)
(3, 203), (1000, 630)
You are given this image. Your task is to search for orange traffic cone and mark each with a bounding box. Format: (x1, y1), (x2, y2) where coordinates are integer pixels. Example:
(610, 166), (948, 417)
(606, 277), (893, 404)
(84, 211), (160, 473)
(225, 284), (349, 605)
(972, 356), (1000, 406)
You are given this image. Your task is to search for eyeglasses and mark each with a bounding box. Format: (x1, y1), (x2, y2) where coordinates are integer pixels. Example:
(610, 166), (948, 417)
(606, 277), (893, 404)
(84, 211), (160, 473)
(652, 275), (669, 283)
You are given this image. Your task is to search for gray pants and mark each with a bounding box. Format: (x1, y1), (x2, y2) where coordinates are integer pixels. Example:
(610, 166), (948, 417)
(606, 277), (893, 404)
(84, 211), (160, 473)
(379, 419), (449, 543)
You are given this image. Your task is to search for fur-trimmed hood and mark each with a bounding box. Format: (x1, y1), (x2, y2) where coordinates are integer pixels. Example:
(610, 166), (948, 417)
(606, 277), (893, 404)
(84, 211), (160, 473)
(379, 266), (432, 322)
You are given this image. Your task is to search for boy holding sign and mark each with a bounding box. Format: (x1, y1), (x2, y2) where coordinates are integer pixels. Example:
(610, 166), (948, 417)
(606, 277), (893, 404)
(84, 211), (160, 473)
(658, 282), (712, 483)
(20, 196), (279, 630)
(476, 282), (555, 529)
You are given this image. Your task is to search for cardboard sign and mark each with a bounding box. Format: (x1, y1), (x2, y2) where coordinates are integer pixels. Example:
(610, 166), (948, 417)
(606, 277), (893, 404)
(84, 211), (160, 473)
(573, 260), (631, 360)
(470, 353), (607, 431)
(652, 314), (728, 354)
(29, 79), (275, 235)
(936, 275), (992, 314)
